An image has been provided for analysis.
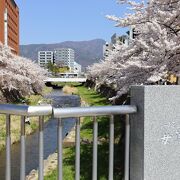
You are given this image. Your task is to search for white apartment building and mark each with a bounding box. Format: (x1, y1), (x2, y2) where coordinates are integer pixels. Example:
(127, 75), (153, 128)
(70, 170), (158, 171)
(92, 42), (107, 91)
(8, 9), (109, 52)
(74, 62), (82, 74)
(38, 51), (54, 68)
(103, 42), (113, 58)
(54, 48), (75, 72)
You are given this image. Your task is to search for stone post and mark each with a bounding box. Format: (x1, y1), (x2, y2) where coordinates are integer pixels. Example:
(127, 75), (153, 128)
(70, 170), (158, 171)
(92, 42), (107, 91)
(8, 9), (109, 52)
(130, 86), (180, 180)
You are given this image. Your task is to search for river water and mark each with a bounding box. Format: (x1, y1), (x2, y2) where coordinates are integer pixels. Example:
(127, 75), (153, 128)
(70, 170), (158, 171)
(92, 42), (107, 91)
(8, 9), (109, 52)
(0, 90), (80, 180)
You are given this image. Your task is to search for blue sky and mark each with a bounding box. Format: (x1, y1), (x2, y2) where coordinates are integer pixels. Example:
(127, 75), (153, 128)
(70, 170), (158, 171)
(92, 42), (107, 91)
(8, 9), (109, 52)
(15, 0), (128, 45)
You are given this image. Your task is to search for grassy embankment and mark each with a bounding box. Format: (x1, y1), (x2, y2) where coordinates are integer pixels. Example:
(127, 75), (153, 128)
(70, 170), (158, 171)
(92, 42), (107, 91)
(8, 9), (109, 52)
(45, 83), (124, 180)
(0, 86), (52, 151)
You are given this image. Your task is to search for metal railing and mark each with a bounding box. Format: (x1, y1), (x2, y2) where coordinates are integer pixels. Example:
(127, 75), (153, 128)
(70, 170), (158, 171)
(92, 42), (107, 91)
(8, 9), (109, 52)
(0, 104), (137, 180)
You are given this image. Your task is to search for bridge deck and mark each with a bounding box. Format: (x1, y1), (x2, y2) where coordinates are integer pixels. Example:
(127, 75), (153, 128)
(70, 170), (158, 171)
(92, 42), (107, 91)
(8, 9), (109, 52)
(44, 78), (87, 83)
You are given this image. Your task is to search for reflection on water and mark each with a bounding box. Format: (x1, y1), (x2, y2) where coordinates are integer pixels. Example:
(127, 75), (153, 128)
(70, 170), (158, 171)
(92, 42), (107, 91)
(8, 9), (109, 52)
(0, 90), (80, 180)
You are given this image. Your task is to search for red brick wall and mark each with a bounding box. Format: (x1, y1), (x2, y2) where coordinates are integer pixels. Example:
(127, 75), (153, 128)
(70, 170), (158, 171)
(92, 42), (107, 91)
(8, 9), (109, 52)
(0, 0), (19, 55)
(0, 0), (5, 45)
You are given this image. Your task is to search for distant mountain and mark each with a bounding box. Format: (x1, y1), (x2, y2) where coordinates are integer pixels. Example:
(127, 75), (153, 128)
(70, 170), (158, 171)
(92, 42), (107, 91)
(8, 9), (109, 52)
(20, 39), (106, 68)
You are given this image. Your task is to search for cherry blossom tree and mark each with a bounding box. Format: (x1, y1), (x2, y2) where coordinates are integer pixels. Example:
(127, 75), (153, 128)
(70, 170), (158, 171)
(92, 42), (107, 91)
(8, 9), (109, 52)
(87, 0), (180, 101)
(0, 43), (47, 102)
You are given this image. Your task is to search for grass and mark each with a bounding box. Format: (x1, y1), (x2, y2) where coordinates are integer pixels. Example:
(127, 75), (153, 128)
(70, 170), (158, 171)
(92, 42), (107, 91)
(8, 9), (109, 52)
(63, 85), (78, 95)
(0, 114), (42, 151)
(45, 84), (124, 180)
(25, 86), (52, 105)
(76, 85), (109, 106)
(0, 86), (53, 151)
(45, 148), (75, 180)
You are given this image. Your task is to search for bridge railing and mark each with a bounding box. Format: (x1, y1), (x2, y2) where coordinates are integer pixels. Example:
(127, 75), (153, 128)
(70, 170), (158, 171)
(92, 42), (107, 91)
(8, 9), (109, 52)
(0, 104), (137, 180)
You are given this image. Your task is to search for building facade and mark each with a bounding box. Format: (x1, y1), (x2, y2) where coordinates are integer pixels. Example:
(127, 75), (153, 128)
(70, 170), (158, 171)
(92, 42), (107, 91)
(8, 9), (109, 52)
(38, 51), (54, 68)
(103, 42), (113, 58)
(0, 0), (19, 54)
(103, 34), (129, 58)
(54, 48), (75, 72)
(74, 62), (82, 74)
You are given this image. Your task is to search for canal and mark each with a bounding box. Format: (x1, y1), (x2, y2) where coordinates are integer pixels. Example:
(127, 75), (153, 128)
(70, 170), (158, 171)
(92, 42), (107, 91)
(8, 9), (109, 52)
(0, 89), (80, 180)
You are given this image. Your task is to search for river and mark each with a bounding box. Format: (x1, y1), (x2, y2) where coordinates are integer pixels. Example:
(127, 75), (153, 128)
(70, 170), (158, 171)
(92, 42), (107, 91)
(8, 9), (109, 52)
(0, 90), (80, 180)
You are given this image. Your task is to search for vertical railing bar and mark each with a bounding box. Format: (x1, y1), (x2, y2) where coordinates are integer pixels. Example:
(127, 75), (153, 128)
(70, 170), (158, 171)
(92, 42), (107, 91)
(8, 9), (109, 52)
(39, 116), (44, 180)
(20, 116), (26, 180)
(92, 116), (98, 180)
(6, 114), (11, 180)
(109, 115), (114, 180)
(75, 117), (80, 180)
(58, 118), (63, 180)
(125, 114), (130, 180)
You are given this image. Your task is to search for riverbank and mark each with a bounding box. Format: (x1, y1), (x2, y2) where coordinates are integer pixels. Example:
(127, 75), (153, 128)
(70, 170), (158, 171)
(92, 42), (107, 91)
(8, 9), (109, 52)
(26, 126), (77, 180)
(44, 84), (124, 180)
(0, 86), (52, 151)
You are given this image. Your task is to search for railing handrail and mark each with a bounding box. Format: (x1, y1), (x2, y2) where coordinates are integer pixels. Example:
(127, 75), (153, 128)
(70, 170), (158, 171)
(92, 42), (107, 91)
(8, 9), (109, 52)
(0, 104), (52, 116)
(0, 103), (137, 180)
(0, 104), (137, 117)
(54, 105), (137, 118)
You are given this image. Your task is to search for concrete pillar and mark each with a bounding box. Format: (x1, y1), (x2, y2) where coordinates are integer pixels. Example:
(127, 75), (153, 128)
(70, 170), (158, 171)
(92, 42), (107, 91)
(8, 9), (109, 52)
(130, 86), (180, 180)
